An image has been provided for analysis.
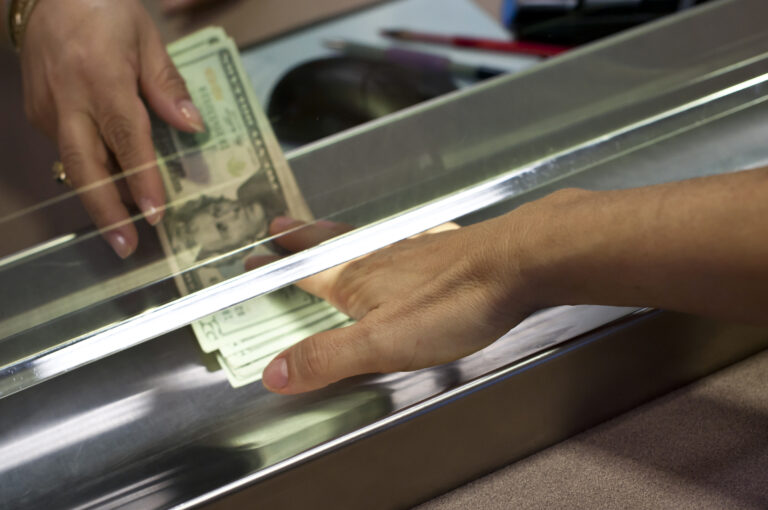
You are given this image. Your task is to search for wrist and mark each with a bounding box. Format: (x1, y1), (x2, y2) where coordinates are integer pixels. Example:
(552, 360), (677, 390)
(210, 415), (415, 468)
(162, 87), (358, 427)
(503, 188), (598, 312)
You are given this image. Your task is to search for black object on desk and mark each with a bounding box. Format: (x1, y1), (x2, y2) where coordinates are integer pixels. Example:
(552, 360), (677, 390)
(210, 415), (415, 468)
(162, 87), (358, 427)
(511, 0), (713, 45)
(267, 56), (457, 146)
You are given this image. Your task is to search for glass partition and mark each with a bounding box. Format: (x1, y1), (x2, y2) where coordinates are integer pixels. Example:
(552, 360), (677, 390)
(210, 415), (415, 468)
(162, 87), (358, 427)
(2, 0), (768, 399)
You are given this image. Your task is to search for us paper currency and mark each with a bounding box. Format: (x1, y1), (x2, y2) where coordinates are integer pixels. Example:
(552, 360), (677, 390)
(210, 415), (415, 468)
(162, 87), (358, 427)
(152, 27), (351, 387)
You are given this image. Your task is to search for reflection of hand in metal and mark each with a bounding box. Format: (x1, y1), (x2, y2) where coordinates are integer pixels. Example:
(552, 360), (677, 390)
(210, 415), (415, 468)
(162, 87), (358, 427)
(254, 215), (530, 395)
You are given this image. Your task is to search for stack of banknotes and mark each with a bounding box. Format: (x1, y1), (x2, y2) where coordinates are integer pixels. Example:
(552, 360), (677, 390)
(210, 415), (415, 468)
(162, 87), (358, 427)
(151, 27), (352, 387)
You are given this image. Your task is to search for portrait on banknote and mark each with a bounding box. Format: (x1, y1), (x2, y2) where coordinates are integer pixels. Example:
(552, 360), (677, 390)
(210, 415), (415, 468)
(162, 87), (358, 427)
(163, 171), (286, 263)
(150, 27), (341, 387)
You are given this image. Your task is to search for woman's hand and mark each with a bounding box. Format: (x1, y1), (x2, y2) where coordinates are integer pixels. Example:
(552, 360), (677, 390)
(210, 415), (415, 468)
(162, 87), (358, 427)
(256, 165), (768, 395)
(20, 0), (204, 258)
(256, 215), (537, 394)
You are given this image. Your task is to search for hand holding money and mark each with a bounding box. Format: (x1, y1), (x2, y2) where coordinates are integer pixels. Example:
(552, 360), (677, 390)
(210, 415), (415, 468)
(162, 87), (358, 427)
(19, 0), (205, 258)
(257, 216), (530, 395)
(156, 28), (347, 388)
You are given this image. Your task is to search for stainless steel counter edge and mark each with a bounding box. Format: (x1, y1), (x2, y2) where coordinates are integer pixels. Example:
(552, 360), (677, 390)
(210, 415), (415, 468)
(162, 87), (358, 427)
(177, 308), (654, 509)
(197, 311), (768, 510)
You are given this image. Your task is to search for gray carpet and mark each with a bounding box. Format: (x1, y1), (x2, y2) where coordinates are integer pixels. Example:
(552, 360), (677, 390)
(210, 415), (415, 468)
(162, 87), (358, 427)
(417, 348), (768, 509)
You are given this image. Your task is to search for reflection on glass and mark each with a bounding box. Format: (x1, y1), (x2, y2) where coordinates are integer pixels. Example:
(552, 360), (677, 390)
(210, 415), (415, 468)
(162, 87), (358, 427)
(3, 9), (768, 400)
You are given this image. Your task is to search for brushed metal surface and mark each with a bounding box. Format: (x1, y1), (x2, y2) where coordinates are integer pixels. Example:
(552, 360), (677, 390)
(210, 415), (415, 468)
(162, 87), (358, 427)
(202, 312), (768, 510)
(0, 306), (632, 509)
(1, 1), (768, 509)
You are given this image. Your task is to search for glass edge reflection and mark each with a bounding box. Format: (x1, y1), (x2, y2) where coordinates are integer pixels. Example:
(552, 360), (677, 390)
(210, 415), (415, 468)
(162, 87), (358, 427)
(2, 61), (767, 400)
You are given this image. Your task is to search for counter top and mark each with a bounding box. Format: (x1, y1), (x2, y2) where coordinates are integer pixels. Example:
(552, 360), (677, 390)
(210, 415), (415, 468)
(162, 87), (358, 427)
(419, 348), (768, 509)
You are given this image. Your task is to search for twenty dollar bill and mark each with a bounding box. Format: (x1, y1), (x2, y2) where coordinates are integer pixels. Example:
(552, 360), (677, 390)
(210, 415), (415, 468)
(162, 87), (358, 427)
(152, 27), (351, 387)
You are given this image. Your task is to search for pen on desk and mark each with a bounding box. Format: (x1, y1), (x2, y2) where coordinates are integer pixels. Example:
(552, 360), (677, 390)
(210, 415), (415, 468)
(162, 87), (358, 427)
(324, 39), (506, 81)
(380, 29), (572, 57)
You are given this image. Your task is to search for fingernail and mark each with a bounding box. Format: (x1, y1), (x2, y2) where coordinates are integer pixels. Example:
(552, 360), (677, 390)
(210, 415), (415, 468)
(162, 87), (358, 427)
(139, 198), (163, 226)
(263, 357), (289, 390)
(271, 216), (300, 232)
(108, 231), (133, 259)
(178, 99), (205, 133)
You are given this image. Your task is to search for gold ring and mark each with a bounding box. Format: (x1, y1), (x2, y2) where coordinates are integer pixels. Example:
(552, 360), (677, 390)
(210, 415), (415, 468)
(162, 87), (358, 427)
(52, 161), (72, 188)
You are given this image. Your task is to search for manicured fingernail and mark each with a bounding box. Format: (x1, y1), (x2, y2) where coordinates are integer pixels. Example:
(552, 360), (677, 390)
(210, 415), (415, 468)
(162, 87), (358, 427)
(139, 198), (163, 226)
(271, 216), (300, 231)
(178, 99), (205, 132)
(263, 357), (289, 390)
(108, 232), (133, 259)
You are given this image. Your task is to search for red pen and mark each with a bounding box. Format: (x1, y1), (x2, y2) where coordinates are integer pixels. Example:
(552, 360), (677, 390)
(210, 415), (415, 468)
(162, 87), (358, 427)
(381, 29), (571, 58)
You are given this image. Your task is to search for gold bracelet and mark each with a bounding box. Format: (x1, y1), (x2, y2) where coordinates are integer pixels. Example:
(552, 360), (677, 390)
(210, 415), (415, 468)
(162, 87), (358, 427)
(9, 0), (40, 53)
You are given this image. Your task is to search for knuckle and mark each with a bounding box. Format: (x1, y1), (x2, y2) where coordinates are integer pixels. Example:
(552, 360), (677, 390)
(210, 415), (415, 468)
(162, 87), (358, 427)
(295, 338), (331, 382)
(59, 44), (93, 78)
(100, 112), (147, 163)
(356, 324), (393, 373)
(154, 61), (189, 96)
(328, 284), (350, 313)
(339, 284), (368, 318)
(102, 112), (133, 147)
(58, 139), (87, 179)
(356, 311), (419, 373)
(330, 262), (368, 312)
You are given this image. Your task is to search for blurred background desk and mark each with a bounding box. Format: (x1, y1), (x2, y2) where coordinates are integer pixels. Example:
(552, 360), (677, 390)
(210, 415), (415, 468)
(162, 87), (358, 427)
(234, 0), (531, 106)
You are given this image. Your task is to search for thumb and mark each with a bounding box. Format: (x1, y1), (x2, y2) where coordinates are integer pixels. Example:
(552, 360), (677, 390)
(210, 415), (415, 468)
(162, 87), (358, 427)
(139, 31), (205, 133)
(262, 322), (384, 394)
